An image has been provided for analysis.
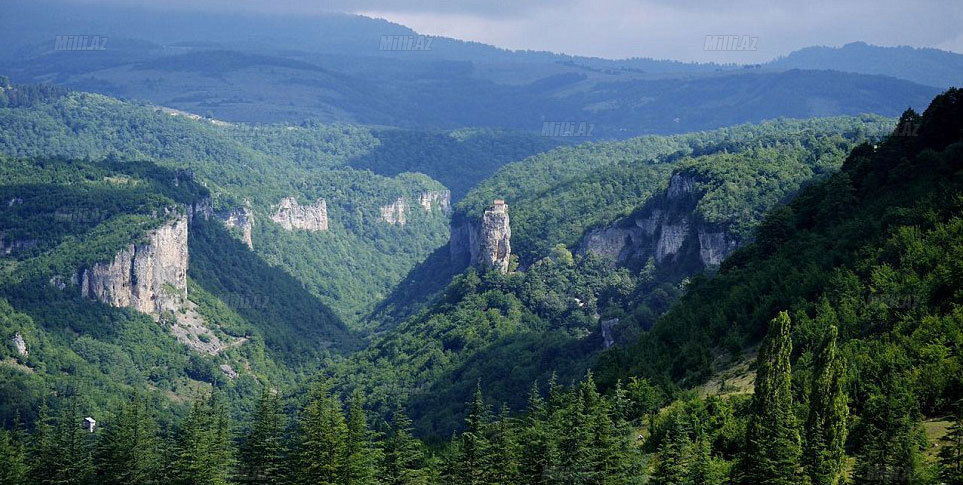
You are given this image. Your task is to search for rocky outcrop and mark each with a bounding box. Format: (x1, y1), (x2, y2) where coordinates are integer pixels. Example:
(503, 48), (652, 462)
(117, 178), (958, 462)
(79, 214), (189, 317)
(272, 197), (328, 231)
(451, 200), (512, 273)
(600, 318), (618, 350)
(12, 332), (27, 358)
(218, 205), (254, 249)
(578, 172), (739, 268)
(419, 190), (451, 214)
(380, 197), (409, 226)
(187, 197), (213, 222)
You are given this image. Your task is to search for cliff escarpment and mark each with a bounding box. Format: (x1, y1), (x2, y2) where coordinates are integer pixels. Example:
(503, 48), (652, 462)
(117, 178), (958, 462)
(578, 172), (739, 269)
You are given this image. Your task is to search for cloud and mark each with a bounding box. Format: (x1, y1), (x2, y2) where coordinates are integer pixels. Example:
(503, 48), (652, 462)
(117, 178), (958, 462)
(61, 0), (963, 61)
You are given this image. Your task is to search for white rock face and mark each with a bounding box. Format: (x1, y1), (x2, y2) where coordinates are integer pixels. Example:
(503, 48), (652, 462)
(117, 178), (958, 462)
(80, 215), (189, 316)
(380, 197), (409, 226)
(582, 227), (637, 262)
(0, 233), (39, 255)
(272, 197), (328, 231)
(450, 201), (512, 273)
(419, 190), (451, 214)
(13, 332), (27, 358)
(655, 219), (689, 262)
(698, 230), (737, 266)
(477, 203), (512, 273)
(219, 206), (254, 249)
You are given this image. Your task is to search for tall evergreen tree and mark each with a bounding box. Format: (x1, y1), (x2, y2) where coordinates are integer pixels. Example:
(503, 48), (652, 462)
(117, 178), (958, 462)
(803, 325), (848, 485)
(489, 404), (521, 485)
(171, 392), (234, 485)
(519, 381), (551, 484)
(239, 388), (286, 484)
(345, 389), (379, 485)
(381, 406), (426, 485)
(295, 383), (348, 485)
(459, 382), (492, 485)
(652, 413), (691, 485)
(735, 311), (803, 484)
(95, 394), (163, 484)
(0, 416), (27, 485)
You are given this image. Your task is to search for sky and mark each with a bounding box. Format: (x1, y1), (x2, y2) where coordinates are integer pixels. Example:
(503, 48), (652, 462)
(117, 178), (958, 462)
(62, 0), (963, 63)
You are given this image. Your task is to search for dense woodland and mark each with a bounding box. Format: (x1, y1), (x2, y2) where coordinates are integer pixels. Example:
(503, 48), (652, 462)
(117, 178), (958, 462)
(1, 73), (962, 484)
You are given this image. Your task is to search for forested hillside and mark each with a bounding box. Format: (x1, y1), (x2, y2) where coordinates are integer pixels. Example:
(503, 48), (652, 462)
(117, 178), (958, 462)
(333, 115), (895, 435)
(2, 89), (959, 485)
(0, 80), (556, 323)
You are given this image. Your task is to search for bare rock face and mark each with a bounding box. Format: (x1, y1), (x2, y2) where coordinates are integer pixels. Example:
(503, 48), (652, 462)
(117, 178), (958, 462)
(450, 200), (512, 273)
(12, 332), (27, 358)
(419, 190), (451, 214)
(80, 214), (189, 316)
(579, 171), (739, 268)
(219, 205), (254, 249)
(187, 197), (213, 222)
(379, 197), (408, 226)
(272, 197), (328, 231)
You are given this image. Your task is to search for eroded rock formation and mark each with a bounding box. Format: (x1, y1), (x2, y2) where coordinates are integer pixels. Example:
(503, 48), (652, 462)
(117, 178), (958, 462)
(79, 214), (189, 316)
(219, 205), (254, 249)
(419, 190), (451, 214)
(272, 197), (328, 231)
(578, 172), (738, 268)
(451, 199), (512, 273)
(380, 197), (408, 226)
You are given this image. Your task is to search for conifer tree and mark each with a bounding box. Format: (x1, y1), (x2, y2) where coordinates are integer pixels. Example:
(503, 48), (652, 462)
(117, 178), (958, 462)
(803, 325), (848, 485)
(296, 383), (348, 485)
(345, 389), (379, 485)
(95, 394), (162, 484)
(489, 403), (521, 485)
(519, 381), (551, 484)
(459, 382), (492, 485)
(381, 406), (426, 485)
(853, 368), (926, 484)
(171, 392), (234, 485)
(0, 416), (27, 485)
(735, 311), (803, 484)
(239, 388), (286, 484)
(652, 413), (691, 485)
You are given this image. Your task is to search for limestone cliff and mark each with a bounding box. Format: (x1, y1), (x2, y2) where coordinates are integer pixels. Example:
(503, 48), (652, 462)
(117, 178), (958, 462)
(79, 214), (189, 316)
(379, 197), (409, 226)
(578, 172), (738, 268)
(450, 200), (512, 273)
(218, 205), (254, 249)
(419, 190), (451, 215)
(272, 197), (328, 231)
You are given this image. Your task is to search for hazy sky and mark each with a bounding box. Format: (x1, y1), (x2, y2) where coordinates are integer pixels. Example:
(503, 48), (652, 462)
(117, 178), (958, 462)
(66, 0), (963, 62)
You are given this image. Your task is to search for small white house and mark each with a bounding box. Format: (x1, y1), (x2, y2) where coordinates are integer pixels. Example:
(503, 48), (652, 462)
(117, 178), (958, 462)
(83, 417), (96, 433)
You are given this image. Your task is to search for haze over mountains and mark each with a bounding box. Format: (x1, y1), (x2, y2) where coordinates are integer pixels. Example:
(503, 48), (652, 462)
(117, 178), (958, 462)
(0, 1), (955, 136)
(1, 2), (962, 483)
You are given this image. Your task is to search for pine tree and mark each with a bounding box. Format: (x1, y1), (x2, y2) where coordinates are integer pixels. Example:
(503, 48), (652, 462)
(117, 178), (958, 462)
(171, 392), (234, 485)
(345, 390), (378, 485)
(803, 325), (848, 485)
(489, 404), (521, 485)
(939, 407), (963, 484)
(519, 381), (551, 484)
(381, 407), (426, 485)
(47, 398), (95, 485)
(459, 382), (492, 485)
(853, 367), (927, 484)
(652, 413), (691, 485)
(27, 400), (56, 485)
(735, 311), (803, 484)
(295, 383), (348, 485)
(689, 430), (722, 485)
(0, 416), (27, 485)
(239, 388), (286, 484)
(95, 394), (163, 484)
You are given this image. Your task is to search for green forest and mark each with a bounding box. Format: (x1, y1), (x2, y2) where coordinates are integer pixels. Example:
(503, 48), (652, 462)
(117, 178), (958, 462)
(1, 74), (961, 484)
